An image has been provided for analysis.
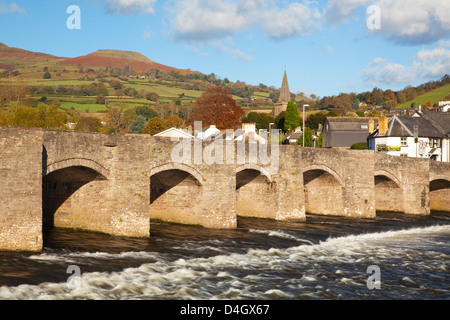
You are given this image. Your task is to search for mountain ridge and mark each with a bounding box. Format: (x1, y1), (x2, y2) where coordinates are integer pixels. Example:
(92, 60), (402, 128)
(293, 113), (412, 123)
(0, 42), (177, 73)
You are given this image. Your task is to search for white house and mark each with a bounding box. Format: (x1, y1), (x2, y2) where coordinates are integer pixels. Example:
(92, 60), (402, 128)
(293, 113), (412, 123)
(195, 125), (222, 140)
(226, 123), (267, 144)
(438, 101), (450, 112)
(368, 111), (450, 162)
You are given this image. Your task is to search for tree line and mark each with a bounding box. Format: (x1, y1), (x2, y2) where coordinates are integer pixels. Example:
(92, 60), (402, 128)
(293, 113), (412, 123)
(311, 74), (450, 114)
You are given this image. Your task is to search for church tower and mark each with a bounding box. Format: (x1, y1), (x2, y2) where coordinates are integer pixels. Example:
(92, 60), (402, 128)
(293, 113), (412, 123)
(274, 69), (291, 117)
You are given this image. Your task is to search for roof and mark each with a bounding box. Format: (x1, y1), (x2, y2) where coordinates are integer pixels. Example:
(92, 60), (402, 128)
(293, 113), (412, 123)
(287, 129), (303, 140)
(325, 117), (378, 131)
(420, 111), (450, 137)
(389, 116), (442, 138)
(154, 127), (194, 139)
(368, 112), (448, 139)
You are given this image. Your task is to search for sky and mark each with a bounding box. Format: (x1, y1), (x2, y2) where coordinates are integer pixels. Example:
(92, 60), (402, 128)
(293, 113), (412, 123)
(1, 0), (450, 98)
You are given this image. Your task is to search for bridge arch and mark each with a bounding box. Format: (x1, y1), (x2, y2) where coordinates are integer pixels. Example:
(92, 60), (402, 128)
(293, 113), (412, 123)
(429, 175), (450, 192)
(235, 164), (275, 219)
(42, 162), (109, 232)
(374, 170), (401, 188)
(46, 158), (110, 179)
(374, 170), (403, 213)
(302, 165), (344, 186)
(149, 163), (204, 225)
(429, 175), (450, 212)
(236, 164), (273, 189)
(302, 165), (344, 216)
(149, 163), (204, 187)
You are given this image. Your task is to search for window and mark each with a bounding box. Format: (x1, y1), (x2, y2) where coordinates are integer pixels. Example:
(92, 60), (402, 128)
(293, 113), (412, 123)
(401, 137), (407, 147)
(432, 139), (441, 148)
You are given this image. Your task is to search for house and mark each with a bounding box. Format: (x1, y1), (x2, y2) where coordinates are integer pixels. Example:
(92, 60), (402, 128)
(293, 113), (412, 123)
(367, 111), (450, 162)
(287, 128), (302, 145)
(438, 100), (450, 112)
(154, 127), (194, 139)
(226, 123), (267, 144)
(195, 125), (222, 140)
(322, 117), (378, 148)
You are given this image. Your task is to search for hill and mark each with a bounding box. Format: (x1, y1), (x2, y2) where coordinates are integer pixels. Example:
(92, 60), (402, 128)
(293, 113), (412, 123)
(60, 49), (177, 73)
(0, 42), (59, 59)
(0, 42), (307, 119)
(397, 83), (450, 109)
(0, 42), (177, 74)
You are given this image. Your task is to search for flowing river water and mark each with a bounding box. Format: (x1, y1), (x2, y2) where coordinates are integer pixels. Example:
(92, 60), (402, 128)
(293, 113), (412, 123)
(0, 212), (448, 300)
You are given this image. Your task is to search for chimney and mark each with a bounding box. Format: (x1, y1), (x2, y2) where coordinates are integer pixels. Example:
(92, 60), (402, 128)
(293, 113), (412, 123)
(369, 119), (375, 134)
(378, 115), (388, 136)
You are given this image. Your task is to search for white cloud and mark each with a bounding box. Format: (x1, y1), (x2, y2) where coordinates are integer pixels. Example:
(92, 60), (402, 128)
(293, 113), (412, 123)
(362, 44), (450, 87)
(260, 2), (320, 40)
(100, 0), (157, 14)
(0, 2), (27, 15)
(325, 0), (370, 25)
(211, 39), (252, 62)
(326, 0), (450, 45)
(168, 0), (320, 42)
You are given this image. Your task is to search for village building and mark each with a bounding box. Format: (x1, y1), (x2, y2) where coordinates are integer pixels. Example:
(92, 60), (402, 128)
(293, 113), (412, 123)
(274, 70), (291, 117)
(154, 127), (194, 139)
(226, 123), (267, 144)
(367, 111), (450, 162)
(322, 117), (378, 148)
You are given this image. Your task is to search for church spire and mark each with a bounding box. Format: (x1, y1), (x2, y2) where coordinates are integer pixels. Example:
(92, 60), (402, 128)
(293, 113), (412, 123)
(279, 69), (291, 103)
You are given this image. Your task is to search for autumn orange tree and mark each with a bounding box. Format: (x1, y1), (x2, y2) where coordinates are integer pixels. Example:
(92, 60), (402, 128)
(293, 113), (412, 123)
(187, 86), (244, 130)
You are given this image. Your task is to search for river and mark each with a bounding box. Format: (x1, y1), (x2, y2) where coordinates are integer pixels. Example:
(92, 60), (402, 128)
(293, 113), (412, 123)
(0, 212), (448, 301)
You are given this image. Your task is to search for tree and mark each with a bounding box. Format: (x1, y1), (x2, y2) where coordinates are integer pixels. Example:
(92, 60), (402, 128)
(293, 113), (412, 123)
(284, 101), (300, 133)
(187, 86), (244, 130)
(95, 95), (106, 105)
(275, 111), (286, 133)
(297, 127), (313, 147)
(165, 114), (184, 128)
(241, 112), (275, 131)
(43, 71), (52, 79)
(316, 132), (323, 148)
(135, 105), (158, 120)
(305, 112), (327, 131)
(129, 115), (147, 134)
(142, 117), (167, 135)
(75, 116), (103, 132)
(146, 92), (159, 102)
(106, 104), (135, 133)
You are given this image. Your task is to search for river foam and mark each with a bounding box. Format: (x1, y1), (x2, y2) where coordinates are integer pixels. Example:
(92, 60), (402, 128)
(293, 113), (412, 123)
(1, 224), (448, 300)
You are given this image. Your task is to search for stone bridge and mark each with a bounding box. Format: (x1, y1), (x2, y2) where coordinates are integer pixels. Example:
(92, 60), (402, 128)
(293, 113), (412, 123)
(1, 127), (449, 252)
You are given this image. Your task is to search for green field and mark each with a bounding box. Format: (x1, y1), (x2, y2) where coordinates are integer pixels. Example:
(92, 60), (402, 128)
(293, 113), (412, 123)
(58, 101), (107, 112)
(28, 80), (95, 86)
(397, 83), (450, 109)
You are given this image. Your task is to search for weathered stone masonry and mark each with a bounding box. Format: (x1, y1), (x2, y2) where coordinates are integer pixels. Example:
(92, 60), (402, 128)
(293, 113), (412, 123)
(0, 127), (449, 252)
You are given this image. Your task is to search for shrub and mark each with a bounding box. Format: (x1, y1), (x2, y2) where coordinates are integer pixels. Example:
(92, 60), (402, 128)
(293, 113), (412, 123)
(350, 142), (368, 150)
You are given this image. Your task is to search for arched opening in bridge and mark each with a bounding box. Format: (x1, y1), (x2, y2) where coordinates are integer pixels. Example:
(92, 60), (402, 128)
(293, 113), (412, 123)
(150, 169), (203, 226)
(303, 168), (344, 216)
(429, 178), (450, 212)
(236, 168), (275, 219)
(42, 166), (108, 233)
(374, 173), (402, 213)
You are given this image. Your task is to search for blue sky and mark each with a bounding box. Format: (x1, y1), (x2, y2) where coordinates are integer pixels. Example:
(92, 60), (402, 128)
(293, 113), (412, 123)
(1, 0), (450, 98)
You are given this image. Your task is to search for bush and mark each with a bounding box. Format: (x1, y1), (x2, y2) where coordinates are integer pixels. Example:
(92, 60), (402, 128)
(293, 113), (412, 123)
(43, 71), (52, 79)
(350, 142), (368, 150)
